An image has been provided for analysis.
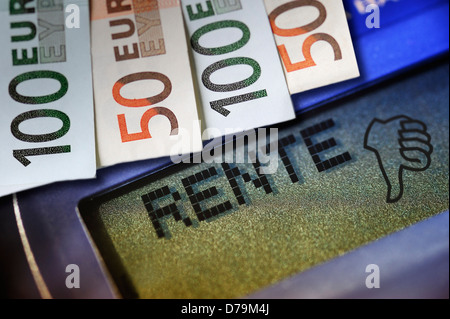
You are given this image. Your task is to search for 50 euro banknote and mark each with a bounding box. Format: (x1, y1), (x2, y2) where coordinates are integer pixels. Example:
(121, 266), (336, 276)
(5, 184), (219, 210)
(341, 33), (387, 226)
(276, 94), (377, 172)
(91, 0), (203, 168)
(264, 0), (360, 94)
(0, 0), (96, 197)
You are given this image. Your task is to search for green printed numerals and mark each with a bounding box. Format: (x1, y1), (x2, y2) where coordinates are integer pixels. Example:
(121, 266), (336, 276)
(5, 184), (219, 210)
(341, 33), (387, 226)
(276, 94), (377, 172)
(13, 146), (71, 167)
(202, 57), (261, 92)
(11, 110), (70, 143)
(9, 70), (68, 104)
(8, 70), (71, 166)
(191, 20), (250, 55)
(188, 15), (267, 116)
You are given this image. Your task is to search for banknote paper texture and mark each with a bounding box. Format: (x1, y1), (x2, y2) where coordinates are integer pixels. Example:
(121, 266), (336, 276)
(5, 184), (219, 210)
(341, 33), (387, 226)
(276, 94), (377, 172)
(264, 0), (360, 93)
(92, 0), (203, 167)
(181, 0), (296, 140)
(0, 0), (96, 197)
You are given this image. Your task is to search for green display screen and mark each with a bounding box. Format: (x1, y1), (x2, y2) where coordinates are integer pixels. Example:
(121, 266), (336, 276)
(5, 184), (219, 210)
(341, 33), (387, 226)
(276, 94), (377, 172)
(79, 65), (449, 298)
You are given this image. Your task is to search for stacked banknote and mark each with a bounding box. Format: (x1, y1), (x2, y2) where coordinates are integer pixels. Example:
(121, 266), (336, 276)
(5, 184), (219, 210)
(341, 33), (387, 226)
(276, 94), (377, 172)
(181, 0), (296, 139)
(0, 0), (359, 197)
(91, 0), (203, 167)
(263, 0), (359, 93)
(0, 0), (96, 197)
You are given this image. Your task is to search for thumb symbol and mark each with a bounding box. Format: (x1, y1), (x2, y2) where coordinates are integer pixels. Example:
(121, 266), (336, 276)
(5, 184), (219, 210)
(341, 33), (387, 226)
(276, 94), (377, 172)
(364, 115), (432, 203)
(381, 160), (404, 203)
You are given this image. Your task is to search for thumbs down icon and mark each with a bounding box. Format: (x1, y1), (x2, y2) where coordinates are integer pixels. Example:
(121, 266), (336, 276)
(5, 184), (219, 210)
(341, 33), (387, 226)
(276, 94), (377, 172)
(364, 115), (433, 203)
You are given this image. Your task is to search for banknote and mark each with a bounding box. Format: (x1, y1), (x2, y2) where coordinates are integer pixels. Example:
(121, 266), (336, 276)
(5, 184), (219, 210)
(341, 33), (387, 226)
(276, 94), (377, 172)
(264, 0), (360, 94)
(91, 0), (203, 168)
(0, 0), (96, 197)
(181, 0), (295, 140)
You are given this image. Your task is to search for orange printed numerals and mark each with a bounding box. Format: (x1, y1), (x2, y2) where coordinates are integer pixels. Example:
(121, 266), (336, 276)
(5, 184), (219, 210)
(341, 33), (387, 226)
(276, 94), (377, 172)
(278, 33), (342, 72)
(112, 72), (172, 107)
(268, 0), (342, 72)
(113, 71), (179, 143)
(117, 107), (178, 142)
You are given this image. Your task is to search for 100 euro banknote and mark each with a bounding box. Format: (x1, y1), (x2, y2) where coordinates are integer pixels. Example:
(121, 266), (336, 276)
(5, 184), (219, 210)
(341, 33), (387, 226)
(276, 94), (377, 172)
(0, 0), (96, 197)
(181, 0), (296, 140)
